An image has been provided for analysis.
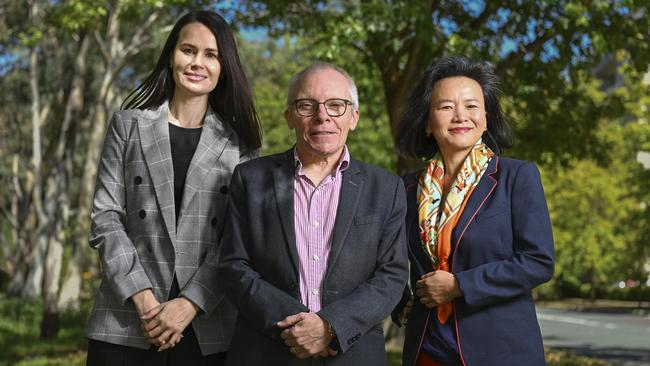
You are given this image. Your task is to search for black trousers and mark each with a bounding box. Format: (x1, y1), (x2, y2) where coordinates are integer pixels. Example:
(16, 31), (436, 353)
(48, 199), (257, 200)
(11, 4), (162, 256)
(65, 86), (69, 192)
(86, 277), (226, 366)
(86, 330), (226, 366)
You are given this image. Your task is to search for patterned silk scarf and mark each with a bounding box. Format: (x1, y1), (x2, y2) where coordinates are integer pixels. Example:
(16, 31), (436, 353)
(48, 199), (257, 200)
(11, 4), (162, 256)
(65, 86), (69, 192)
(417, 139), (494, 324)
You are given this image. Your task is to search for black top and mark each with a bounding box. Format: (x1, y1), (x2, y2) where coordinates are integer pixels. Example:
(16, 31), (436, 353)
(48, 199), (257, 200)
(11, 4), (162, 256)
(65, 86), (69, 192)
(169, 122), (203, 222)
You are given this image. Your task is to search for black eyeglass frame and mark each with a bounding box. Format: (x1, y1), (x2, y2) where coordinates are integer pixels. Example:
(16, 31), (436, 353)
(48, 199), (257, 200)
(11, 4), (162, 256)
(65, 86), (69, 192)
(292, 98), (354, 117)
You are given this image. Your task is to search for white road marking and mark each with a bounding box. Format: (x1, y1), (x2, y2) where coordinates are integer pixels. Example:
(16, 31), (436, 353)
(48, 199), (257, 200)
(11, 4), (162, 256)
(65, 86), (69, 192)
(538, 313), (618, 329)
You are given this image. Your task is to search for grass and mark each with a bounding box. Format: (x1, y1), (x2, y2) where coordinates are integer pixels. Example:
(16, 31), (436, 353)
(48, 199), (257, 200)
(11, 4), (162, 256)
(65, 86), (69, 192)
(0, 296), (610, 366)
(545, 348), (611, 366)
(0, 295), (88, 366)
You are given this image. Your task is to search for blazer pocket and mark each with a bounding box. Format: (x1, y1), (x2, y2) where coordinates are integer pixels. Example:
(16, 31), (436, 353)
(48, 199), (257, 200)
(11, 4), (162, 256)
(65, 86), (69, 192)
(475, 208), (508, 223)
(353, 214), (381, 225)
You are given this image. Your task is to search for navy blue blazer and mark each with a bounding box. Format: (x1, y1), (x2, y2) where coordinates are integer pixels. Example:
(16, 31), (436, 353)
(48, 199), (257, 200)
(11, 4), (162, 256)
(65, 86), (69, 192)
(400, 156), (554, 366)
(219, 149), (408, 366)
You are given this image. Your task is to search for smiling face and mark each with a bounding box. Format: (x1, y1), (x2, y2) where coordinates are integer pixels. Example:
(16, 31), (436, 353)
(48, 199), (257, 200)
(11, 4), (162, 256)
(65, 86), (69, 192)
(171, 22), (221, 100)
(285, 68), (359, 164)
(426, 76), (487, 157)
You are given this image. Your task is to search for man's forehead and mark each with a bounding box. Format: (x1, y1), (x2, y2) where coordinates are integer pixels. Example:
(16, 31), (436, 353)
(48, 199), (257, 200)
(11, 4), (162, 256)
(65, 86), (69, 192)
(296, 69), (350, 95)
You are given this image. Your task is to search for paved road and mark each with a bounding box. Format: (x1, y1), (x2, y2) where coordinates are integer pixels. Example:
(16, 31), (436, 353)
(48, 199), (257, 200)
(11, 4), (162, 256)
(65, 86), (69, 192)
(537, 307), (650, 366)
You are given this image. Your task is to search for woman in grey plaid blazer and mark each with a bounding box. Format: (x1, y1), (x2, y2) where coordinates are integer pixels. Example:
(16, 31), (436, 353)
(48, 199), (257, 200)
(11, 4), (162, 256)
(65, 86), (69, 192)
(85, 11), (261, 366)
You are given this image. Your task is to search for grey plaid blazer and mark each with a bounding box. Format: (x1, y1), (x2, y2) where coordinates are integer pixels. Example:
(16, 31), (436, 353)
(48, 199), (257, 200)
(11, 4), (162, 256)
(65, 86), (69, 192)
(85, 101), (258, 355)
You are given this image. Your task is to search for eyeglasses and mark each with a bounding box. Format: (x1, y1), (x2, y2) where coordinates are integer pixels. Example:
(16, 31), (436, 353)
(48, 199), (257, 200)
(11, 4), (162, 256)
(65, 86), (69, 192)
(293, 98), (353, 117)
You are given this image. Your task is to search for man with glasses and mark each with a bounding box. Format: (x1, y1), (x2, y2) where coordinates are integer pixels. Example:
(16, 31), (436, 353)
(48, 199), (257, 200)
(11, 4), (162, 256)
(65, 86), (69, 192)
(219, 63), (408, 365)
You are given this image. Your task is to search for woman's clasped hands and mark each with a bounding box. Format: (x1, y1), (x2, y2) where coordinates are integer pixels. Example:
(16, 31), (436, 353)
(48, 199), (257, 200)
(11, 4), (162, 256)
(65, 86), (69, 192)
(133, 289), (198, 352)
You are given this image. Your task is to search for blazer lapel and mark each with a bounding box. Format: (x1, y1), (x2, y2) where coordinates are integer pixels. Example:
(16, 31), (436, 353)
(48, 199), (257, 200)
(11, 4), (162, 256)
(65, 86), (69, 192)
(405, 172), (434, 275)
(452, 156), (499, 248)
(138, 102), (176, 244)
(273, 150), (300, 277)
(179, 108), (233, 217)
(326, 161), (363, 275)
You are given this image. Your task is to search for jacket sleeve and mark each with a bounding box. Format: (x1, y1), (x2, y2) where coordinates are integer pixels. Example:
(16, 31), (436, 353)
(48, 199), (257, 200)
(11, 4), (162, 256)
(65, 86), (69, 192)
(218, 165), (309, 341)
(316, 178), (409, 353)
(89, 112), (153, 304)
(179, 147), (261, 315)
(454, 162), (555, 310)
(390, 285), (413, 327)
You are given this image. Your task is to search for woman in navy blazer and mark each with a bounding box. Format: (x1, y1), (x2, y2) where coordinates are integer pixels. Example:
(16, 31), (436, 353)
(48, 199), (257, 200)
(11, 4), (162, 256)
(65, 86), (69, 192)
(393, 57), (554, 366)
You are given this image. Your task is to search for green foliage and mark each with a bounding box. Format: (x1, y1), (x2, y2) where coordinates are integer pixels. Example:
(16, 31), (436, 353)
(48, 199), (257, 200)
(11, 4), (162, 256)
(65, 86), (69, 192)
(0, 296), (90, 366)
(538, 114), (650, 299)
(51, 0), (107, 32)
(235, 1), (650, 296)
(237, 35), (302, 155)
(540, 159), (635, 296)
(238, 33), (396, 169)
(18, 27), (44, 47)
(234, 0), (650, 167)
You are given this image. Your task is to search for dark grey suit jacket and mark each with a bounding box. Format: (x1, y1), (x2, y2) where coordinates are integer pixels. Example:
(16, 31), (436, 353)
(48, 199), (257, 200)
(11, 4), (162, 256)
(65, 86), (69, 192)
(85, 102), (258, 355)
(218, 149), (408, 366)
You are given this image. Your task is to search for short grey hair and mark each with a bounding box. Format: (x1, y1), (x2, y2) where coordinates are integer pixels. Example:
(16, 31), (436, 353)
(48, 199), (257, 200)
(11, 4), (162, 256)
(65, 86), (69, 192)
(285, 62), (359, 109)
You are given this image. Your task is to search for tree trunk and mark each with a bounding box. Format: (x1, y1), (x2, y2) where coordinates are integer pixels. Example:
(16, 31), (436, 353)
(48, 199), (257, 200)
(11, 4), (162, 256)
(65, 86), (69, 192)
(53, 32), (91, 311)
(7, 268), (26, 297)
(23, 1), (47, 298)
(41, 195), (64, 338)
(77, 1), (124, 254)
(58, 262), (82, 311)
(76, 2), (124, 272)
(39, 30), (92, 335)
(77, 4), (160, 261)
(373, 33), (428, 175)
(5, 155), (27, 296)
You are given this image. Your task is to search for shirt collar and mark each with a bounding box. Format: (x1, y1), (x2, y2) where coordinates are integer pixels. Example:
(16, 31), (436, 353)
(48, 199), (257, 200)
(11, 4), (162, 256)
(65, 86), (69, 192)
(294, 145), (350, 177)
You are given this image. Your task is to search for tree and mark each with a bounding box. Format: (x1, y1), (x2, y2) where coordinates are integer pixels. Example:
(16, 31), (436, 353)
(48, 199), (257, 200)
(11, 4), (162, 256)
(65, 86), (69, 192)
(538, 61), (650, 299)
(234, 0), (650, 172)
(0, 0), (205, 338)
(238, 34), (396, 169)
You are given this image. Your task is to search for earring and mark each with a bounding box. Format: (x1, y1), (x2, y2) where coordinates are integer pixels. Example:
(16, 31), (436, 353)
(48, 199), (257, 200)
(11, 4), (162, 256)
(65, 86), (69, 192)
(169, 63), (173, 70)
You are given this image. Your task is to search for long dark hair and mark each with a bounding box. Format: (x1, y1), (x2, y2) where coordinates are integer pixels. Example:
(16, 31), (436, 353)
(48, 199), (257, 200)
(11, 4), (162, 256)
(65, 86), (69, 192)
(122, 10), (262, 149)
(395, 56), (513, 159)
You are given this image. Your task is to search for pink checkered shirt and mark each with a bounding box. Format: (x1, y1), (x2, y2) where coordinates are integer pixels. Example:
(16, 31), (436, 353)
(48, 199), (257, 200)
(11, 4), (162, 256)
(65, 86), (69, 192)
(293, 146), (350, 312)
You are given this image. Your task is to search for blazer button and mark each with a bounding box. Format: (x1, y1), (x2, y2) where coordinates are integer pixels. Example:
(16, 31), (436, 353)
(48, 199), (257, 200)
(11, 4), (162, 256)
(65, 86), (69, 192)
(219, 185), (228, 194)
(139, 209), (146, 219)
(211, 217), (218, 226)
(288, 282), (296, 289)
(134, 176), (143, 185)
